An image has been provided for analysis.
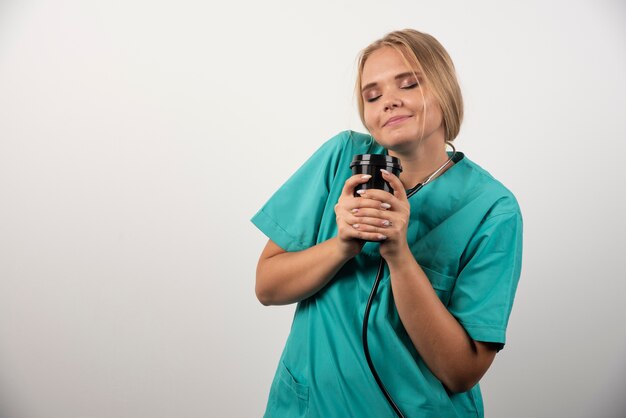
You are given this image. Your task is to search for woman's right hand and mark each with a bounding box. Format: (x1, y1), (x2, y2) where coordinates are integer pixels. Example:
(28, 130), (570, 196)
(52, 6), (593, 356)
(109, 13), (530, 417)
(334, 174), (389, 258)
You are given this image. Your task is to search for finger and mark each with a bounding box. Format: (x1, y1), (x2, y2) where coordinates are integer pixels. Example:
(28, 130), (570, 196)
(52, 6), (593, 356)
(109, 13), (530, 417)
(380, 169), (408, 201)
(341, 174), (372, 197)
(355, 190), (396, 210)
(350, 207), (391, 222)
(350, 197), (392, 212)
(344, 211), (390, 227)
(350, 222), (389, 237)
(352, 216), (393, 228)
(344, 226), (388, 242)
(346, 209), (392, 227)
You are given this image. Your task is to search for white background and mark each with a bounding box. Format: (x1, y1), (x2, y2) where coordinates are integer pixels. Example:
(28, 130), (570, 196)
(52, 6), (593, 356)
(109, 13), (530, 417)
(1, 0), (625, 417)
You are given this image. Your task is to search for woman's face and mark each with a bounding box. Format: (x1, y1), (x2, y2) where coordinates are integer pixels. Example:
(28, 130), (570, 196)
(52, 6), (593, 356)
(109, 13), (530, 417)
(361, 47), (445, 153)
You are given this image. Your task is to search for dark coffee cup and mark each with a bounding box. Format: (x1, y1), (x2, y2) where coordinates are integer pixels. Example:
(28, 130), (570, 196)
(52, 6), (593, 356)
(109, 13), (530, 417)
(350, 154), (402, 196)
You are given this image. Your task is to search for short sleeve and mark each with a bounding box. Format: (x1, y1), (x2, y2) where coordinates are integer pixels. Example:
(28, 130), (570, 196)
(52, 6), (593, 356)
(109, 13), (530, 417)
(448, 211), (523, 349)
(251, 132), (347, 252)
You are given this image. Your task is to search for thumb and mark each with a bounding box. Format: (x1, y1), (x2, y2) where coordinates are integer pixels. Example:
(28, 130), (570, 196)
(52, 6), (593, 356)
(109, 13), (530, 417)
(341, 174), (372, 197)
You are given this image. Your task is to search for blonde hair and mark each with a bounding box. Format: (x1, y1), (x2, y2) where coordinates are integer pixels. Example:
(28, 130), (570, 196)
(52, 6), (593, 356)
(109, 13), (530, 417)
(355, 29), (464, 142)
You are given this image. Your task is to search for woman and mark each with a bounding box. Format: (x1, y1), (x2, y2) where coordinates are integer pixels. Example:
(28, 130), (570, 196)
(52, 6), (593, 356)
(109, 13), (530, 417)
(252, 29), (522, 418)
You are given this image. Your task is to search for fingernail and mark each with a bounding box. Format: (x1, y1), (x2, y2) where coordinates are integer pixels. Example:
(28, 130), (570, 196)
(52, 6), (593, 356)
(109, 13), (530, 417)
(361, 174), (372, 179)
(356, 189), (366, 195)
(380, 203), (391, 209)
(380, 169), (390, 175)
(351, 208), (359, 214)
(382, 220), (390, 226)
(379, 234), (388, 240)
(352, 224), (360, 229)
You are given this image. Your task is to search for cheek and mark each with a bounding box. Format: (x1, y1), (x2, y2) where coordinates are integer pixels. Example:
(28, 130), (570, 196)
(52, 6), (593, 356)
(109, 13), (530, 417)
(414, 96), (441, 122)
(407, 95), (426, 112)
(363, 108), (377, 130)
(426, 103), (444, 125)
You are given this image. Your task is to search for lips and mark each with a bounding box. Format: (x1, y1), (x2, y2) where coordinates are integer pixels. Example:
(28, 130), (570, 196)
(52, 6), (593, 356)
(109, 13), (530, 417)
(383, 115), (412, 127)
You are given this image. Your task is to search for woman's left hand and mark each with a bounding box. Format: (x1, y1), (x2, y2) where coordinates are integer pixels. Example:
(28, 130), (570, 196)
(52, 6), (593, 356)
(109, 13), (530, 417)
(352, 169), (411, 259)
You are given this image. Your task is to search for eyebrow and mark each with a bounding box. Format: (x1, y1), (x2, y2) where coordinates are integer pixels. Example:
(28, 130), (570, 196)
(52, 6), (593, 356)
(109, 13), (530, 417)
(361, 71), (421, 93)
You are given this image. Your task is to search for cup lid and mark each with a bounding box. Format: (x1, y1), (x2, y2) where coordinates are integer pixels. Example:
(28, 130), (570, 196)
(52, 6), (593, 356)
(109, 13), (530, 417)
(350, 154), (402, 171)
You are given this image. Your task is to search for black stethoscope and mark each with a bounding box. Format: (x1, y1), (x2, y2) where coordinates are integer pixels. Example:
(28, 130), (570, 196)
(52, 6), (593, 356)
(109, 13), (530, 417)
(362, 142), (457, 418)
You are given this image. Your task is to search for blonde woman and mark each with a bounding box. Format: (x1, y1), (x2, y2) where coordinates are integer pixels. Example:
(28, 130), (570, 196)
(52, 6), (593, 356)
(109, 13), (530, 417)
(252, 29), (523, 418)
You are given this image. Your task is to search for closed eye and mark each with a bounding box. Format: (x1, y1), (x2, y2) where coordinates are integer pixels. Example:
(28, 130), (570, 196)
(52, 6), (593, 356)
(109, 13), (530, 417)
(366, 82), (418, 102)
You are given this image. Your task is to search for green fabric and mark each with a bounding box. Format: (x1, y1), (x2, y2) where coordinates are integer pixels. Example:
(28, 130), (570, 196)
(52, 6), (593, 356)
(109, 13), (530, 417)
(252, 130), (523, 418)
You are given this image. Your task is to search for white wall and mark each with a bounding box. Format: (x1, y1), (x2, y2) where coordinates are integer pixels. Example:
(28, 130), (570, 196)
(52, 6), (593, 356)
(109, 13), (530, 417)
(0, 0), (625, 417)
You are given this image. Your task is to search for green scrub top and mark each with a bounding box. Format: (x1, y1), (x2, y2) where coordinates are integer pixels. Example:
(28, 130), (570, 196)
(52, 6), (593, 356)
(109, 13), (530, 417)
(252, 131), (523, 418)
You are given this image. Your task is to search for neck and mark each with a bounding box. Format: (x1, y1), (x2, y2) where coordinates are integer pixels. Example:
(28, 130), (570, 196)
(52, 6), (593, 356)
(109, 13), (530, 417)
(388, 140), (452, 189)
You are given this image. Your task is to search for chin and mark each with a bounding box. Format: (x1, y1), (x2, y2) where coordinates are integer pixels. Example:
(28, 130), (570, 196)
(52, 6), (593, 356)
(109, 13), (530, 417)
(376, 130), (419, 150)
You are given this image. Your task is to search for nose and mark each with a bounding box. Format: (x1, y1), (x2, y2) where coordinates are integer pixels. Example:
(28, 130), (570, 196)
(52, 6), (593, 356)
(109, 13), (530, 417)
(383, 96), (402, 111)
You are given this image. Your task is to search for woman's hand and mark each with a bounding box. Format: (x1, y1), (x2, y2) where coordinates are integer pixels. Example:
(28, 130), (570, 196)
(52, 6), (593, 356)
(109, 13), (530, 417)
(348, 169), (411, 260)
(333, 174), (387, 258)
